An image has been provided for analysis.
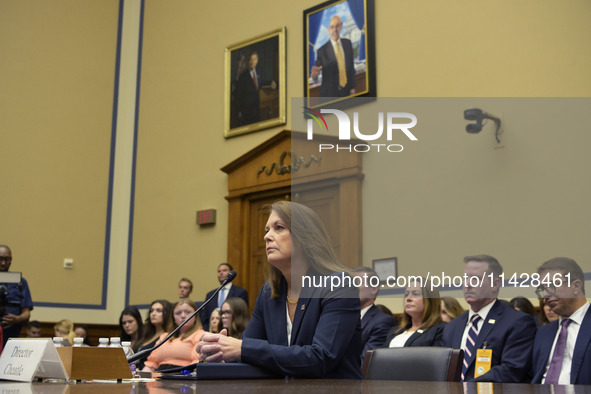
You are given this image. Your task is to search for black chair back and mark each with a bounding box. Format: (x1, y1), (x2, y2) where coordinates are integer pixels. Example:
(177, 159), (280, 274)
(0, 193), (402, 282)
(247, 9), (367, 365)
(363, 347), (463, 381)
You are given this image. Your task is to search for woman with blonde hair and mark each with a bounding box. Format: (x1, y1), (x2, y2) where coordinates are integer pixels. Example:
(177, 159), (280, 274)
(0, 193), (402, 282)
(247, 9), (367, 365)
(209, 308), (221, 334)
(197, 201), (362, 379)
(441, 296), (465, 323)
(384, 277), (446, 347)
(54, 319), (75, 346)
(142, 299), (205, 372)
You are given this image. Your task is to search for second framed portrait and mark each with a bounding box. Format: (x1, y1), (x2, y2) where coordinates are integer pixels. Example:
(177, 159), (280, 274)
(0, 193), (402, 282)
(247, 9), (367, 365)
(304, 0), (376, 108)
(224, 27), (286, 138)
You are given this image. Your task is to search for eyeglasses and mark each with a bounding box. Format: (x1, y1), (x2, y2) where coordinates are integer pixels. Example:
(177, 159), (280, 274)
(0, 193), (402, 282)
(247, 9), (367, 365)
(535, 284), (557, 298)
(220, 310), (232, 316)
(0, 257), (12, 263)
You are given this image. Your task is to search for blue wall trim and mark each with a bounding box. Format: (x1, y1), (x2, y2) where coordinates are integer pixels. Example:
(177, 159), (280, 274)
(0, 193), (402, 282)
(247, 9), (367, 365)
(125, 0), (145, 307)
(32, 0), (126, 310)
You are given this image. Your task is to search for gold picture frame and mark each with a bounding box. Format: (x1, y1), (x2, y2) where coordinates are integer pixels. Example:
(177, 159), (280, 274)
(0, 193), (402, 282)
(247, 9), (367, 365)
(224, 27), (286, 138)
(304, 0), (376, 109)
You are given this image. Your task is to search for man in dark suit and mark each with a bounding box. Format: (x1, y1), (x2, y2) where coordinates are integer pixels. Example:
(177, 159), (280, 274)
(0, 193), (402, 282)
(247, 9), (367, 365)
(200, 263), (249, 331)
(441, 254), (536, 383)
(353, 267), (397, 363)
(0, 244), (33, 346)
(531, 257), (591, 385)
(310, 15), (356, 97)
(236, 52), (276, 126)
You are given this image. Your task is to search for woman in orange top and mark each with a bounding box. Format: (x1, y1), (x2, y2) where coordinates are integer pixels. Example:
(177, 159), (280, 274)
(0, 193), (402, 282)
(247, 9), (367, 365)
(142, 299), (205, 372)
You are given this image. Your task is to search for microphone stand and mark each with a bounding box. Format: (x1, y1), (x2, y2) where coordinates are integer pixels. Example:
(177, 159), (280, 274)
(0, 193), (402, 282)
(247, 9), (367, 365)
(127, 270), (237, 363)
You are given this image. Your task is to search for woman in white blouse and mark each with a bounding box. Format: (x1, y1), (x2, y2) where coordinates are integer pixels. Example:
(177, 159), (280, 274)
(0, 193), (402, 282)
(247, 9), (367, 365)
(384, 278), (446, 348)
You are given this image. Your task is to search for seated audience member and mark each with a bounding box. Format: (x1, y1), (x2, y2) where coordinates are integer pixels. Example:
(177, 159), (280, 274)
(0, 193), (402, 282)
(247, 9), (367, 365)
(352, 266), (397, 361)
(209, 308), (221, 333)
(509, 296), (536, 315)
(197, 201), (362, 379)
(200, 262), (249, 331)
(384, 277), (445, 348)
(178, 278), (193, 299)
(54, 319), (75, 346)
(73, 323), (93, 346)
(538, 298), (558, 325)
(26, 320), (42, 338)
(136, 299), (172, 370)
(441, 254), (536, 383)
(510, 296), (540, 326)
(142, 299), (205, 372)
(119, 306), (144, 351)
(531, 257), (591, 385)
(218, 297), (250, 339)
(441, 296), (465, 323)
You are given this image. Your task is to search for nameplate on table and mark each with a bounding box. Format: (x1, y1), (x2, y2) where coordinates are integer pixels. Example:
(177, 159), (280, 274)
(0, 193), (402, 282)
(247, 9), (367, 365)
(0, 338), (68, 382)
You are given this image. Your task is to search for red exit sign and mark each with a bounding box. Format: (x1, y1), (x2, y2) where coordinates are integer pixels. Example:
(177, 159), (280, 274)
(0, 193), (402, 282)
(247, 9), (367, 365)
(196, 209), (216, 225)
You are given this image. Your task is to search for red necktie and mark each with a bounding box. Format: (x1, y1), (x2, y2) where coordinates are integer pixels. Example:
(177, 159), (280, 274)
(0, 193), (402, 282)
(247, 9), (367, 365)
(252, 72), (258, 89)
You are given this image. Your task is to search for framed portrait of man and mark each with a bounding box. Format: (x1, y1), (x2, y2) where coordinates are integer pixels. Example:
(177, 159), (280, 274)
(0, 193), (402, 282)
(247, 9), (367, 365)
(304, 0), (376, 109)
(225, 27), (286, 138)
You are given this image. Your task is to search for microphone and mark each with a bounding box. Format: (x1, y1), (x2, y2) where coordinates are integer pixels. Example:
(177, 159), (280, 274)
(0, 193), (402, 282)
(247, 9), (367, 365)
(127, 270), (237, 363)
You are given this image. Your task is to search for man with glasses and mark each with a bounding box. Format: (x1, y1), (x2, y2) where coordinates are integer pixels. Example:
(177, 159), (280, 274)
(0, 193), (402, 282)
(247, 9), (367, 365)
(531, 257), (590, 385)
(440, 254), (536, 382)
(0, 245), (33, 346)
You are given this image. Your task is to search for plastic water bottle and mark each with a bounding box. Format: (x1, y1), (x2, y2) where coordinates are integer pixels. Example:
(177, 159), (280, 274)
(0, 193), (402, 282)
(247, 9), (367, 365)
(98, 337), (109, 347)
(73, 337), (84, 347)
(121, 341), (138, 377)
(52, 337), (64, 347)
(109, 337), (121, 347)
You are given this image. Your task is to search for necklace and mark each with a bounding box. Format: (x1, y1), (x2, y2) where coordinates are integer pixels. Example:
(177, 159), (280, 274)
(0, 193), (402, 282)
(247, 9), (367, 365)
(286, 295), (298, 305)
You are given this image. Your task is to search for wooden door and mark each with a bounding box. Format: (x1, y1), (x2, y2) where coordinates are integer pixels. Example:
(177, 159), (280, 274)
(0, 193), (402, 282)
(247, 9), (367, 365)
(246, 192), (290, 306)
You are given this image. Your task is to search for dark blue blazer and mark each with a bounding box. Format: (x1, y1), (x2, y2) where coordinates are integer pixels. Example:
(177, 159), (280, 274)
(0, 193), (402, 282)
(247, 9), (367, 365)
(531, 304), (591, 384)
(384, 322), (446, 348)
(361, 305), (398, 361)
(441, 299), (536, 383)
(241, 273), (363, 379)
(200, 284), (249, 331)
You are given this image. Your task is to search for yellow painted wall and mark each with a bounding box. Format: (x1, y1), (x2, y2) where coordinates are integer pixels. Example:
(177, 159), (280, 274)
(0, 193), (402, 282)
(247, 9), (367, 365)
(0, 0), (118, 311)
(1, 0), (590, 323)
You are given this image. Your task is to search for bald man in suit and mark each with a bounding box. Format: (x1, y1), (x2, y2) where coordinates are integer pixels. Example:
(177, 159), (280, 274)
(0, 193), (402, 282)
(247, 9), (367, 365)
(310, 15), (356, 97)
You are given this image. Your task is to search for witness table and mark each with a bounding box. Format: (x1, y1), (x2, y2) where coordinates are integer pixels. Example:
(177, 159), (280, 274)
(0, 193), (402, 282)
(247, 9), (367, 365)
(0, 379), (588, 393)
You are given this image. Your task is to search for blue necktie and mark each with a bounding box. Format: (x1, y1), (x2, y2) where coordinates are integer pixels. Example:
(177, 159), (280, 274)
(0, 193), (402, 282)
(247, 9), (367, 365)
(462, 314), (481, 381)
(218, 287), (226, 308)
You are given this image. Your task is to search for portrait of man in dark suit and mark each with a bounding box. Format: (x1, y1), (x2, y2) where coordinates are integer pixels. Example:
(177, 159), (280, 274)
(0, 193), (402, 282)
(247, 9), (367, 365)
(226, 29), (285, 137)
(236, 51), (276, 126)
(304, 0), (376, 107)
(310, 15), (356, 98)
